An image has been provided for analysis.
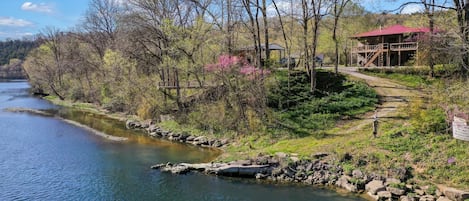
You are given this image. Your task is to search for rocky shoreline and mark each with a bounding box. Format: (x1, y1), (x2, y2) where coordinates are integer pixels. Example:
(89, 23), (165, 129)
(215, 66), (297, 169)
(125, 119), (468, 201)
(125, 119), (230, 148)
(152, 154), (468, 201)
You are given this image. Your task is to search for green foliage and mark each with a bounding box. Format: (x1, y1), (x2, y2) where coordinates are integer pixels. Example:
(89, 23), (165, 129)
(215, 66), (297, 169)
(342, 163), (355, 175)
(0, 39), (38, 66)
(407, 100), (448, 134)
(389, 182), (406, 189)
(268, 70), (378, 136)
(426, 184), (438, 195)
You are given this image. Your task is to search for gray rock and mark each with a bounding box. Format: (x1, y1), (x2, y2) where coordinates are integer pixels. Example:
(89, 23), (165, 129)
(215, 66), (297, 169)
(125, 119), (138, 129)
(367, 192), (379, 201)
(352, 169), (364, 179)
(387, 187), (406, 196)
(366, 180), (386, 195)
(406, 184), (414, 191)
(179, 133), (189, 140)
(255, 173), (267, 179)
(229, 160), (252, 166)
(343, 183), (358, 193)
(290, 156), (300, 163)
(400, 195), (416, 201)
(385, 178), (401, 186)
(161, 131), (169, 137)
(415, 189), (426, 196)
(335, 175), (357, 192)
(435, 189), (443, 197)
(147, 124), (158, 133)
(336, 175), (350, 187)
(194, 136), (206, 141)
(220, 138), (230, 145)
(186, 135), (195, 141)
(419, 195), (435, 201)
(436, 197), (452, 201)
(212, 140), (222, 147)
(169, 165), (190, 174)
(443, 187), (469, 201)
(377, 191), (392, 200)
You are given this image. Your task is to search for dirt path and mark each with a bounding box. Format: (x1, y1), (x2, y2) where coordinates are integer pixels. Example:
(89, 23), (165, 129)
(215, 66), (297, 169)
(337, 68), (424, 134)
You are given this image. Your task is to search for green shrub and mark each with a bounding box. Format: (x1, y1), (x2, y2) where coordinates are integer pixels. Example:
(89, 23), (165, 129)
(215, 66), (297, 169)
(267, 70), (378, 136)
(410, 106), (448, 134)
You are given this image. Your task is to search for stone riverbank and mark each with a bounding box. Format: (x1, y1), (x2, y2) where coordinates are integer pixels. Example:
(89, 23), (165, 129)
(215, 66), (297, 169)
(126, 119), (468, 201)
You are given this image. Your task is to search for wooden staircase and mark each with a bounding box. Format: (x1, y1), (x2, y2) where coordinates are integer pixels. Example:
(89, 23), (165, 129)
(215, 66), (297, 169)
(364, 44), (387, 67)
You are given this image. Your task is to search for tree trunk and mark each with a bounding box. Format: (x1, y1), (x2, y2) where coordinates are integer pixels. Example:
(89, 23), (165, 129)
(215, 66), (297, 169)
(262, 0), (270, 66)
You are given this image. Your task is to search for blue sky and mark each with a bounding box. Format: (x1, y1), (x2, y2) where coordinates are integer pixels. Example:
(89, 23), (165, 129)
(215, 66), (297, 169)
(0, 0), (88, 40)
(0, 0), (426, 41)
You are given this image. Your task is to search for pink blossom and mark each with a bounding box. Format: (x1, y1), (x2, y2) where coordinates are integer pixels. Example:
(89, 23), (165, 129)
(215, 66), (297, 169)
(205, 54), (270, 79)
(205, 55), (241, 72)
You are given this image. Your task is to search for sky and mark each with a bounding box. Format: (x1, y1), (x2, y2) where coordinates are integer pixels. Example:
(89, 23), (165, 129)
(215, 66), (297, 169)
(0, 0), (425, 41)
(0, 0), (88, 40)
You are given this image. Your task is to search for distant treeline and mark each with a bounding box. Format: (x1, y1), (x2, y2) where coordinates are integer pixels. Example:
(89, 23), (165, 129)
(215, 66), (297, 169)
(0, 40), (39, 66)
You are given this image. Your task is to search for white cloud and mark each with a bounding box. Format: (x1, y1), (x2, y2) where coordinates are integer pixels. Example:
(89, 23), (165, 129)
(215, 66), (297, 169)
(21, 2), (54, 13)
(401, 4), (423, 14)
(0, 17), (33, 27)
(267, 0), (302, 17)
(0, 31), (35, 40)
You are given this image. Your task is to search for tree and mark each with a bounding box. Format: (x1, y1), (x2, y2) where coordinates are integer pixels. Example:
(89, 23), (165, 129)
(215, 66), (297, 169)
(24, 28), (67, 100)
(310, 0), (329, 91)
(398, 0), (469, 75)
(331, 0), (351, 75)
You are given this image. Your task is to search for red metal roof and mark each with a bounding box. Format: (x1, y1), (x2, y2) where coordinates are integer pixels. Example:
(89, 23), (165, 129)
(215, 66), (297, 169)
(353, 24), (431, 38)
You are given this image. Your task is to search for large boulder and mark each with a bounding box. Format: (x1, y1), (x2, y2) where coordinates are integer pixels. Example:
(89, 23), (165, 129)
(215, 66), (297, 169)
(377, 191), (392, 201)
(352, 169), (364, 179)
(400, 196), (416, 201)
(366, 180), (386, 195)
(386, 187), (405, 196)
(336, 175), (358, 193)
(442, 187), (469, 201)
(125, 119), (139, 129)
(436, 197), (452, 201)
(419, 195), (436, 201)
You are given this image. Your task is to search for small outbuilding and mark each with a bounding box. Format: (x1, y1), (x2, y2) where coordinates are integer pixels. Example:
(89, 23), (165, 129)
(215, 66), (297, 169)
(235, 43), (286, 67)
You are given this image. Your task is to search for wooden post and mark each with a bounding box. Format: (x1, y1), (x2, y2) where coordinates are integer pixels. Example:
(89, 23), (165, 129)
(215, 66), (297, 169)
(373, 110), (379, 138)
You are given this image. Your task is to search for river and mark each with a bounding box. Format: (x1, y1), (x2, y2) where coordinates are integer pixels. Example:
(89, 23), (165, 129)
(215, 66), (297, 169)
(0, 80), (364, 201)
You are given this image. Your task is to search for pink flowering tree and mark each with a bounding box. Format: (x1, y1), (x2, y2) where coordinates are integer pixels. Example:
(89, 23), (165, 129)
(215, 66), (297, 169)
(204, 55), (270, 132)
(205, 55), (270, 80)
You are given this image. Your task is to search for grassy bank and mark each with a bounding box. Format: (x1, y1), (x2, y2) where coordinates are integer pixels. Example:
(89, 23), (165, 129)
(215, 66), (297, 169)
(43, 68), (469, 190)
(355, 67), (469, 189)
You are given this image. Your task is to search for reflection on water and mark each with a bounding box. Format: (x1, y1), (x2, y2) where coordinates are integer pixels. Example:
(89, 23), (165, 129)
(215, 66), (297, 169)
(57, 109), (221, 162)
(0, 80), (364, 201)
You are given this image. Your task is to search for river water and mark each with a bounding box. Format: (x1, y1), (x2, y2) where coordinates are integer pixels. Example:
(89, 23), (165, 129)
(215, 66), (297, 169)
(0, 80), (364, 201)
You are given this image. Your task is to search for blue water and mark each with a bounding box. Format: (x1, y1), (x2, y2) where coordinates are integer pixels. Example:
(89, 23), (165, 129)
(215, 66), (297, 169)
(0, 80), (364, 201)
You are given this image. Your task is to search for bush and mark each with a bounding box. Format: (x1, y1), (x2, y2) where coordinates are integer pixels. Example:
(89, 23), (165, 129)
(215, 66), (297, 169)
(267, 70), (378, 135)
(408, 100), (448, 134)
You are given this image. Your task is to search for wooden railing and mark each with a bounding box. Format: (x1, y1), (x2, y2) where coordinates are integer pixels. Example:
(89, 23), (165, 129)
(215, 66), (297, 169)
(353, 44), (388, 53)
(390, 42), (418, 51)
(353, 42), (418, 53)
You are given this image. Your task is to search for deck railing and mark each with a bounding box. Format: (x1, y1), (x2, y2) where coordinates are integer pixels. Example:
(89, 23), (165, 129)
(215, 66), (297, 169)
(390, 42), (418, 51)
(352, 42), (417, 53)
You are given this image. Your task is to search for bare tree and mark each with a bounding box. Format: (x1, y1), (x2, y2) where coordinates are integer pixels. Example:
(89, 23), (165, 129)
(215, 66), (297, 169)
(332, 0), (351, 75)
(310, 0), (329, 91)
(397, 0), (469, 74)
(81, 0), (121, 57)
